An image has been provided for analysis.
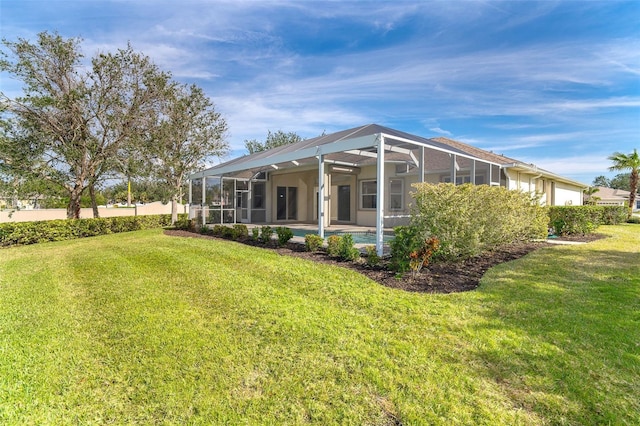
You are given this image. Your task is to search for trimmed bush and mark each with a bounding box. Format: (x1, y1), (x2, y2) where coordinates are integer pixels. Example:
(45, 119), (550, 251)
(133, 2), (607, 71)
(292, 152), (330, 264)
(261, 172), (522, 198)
(258, 226), (274, 245)
(364, 245), (380, 267)
(251, 227), (260, 241)
(304, 234), (324, 252)
(548, 205), (628, 235)
(275, 227), (294, 247)
(601, 206), (628, 225)
(211, 224), (226, 237)
(411, 183), (548, 261)
(0, 213), (186, 248)
(174, 217), (194, 231)
(338, 234), (360, 261)
(232, 224), (249, 240)
(389, 226), (423, 272)
(326, 235), (341, 257)
(221, 226), (236, 239)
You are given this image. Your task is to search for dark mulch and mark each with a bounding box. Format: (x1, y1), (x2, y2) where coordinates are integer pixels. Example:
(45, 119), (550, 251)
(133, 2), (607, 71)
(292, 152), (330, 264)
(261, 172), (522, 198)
(164, 230), (606, 294)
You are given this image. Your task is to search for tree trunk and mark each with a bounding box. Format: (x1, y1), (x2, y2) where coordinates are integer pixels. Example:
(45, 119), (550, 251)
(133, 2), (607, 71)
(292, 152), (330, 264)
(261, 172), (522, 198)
(67, 186), (84, 219)
(127, 178), (132, 207)
(171, 195), (178, 224)
(629, 170), (638, 218)
(90, 184), (100, 218)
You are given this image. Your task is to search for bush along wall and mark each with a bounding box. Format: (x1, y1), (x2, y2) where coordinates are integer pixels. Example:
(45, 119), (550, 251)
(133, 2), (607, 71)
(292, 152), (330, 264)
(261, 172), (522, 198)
(0, 213), (187, 248)
(409, 183), (548, 261)
(548, 205), (627, 235)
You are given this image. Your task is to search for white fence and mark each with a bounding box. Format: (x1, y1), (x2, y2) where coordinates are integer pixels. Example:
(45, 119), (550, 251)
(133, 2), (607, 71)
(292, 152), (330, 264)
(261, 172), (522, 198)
(0, 201), (188, 223)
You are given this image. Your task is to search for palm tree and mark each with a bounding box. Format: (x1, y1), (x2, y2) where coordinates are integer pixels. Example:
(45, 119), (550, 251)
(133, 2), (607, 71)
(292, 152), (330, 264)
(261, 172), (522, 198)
(608, 149), (639, 218)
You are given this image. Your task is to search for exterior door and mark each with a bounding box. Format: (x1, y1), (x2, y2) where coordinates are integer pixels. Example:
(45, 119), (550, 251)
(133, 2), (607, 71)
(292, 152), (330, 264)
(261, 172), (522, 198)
(338, 185), (350, 222)
(236, 190), (249, 222)
(277, 186), (297, 220)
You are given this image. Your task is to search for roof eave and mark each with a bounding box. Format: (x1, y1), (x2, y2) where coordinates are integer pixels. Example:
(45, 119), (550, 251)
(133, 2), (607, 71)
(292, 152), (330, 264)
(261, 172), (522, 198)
(503, 162), (588, 188)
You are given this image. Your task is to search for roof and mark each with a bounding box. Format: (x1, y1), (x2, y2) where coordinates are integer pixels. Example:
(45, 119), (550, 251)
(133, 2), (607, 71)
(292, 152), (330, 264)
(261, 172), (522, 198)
(431, 137), (520, 165)
(191, 124), (484, 179)
(189, 124), (587, 188)
(593, 186), (631, 200)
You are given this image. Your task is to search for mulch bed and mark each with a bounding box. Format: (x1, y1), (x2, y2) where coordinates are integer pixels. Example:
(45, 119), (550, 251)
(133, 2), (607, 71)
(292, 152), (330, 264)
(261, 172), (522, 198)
(164, 229), (606, 294)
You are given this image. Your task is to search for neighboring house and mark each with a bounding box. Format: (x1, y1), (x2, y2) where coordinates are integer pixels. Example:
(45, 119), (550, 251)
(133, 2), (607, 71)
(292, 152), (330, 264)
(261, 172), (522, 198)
(189, 124), (587, 254)
(591, 186), (640, 210)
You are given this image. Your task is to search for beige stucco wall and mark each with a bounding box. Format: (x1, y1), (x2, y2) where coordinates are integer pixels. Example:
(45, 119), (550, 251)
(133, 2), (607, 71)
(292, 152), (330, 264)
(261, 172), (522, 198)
(0, 201), (186, 223)
(554, 181), (583, 206)
(504, 170), (584, 206)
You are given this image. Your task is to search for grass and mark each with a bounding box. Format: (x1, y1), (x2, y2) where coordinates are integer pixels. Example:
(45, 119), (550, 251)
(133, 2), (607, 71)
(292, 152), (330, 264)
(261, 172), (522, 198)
(0, 225), (638, 425)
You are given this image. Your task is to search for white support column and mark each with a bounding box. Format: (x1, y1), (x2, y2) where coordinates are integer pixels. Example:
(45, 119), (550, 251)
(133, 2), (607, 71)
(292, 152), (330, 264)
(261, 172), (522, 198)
(201, 177), (206, 226)
(450, 154), (457, 184)
(419, 146), (425, 183)
(376, 135), (385, 256)
(470, 160), (476, 185)
(318, 154), (325, 238)
(247, 179), (252, 223)
(187, 179), (193, 219)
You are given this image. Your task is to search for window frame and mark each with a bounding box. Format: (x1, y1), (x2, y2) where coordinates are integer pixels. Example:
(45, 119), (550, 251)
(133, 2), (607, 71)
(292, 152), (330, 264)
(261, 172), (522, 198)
(389, 178), (404, 211)
(360, 180), (377, 210)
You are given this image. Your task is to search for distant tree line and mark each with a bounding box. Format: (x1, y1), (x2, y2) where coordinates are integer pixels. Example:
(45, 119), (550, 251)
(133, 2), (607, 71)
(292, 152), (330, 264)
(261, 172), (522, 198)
(0, 31), (228, 223)
(592, 173), (634, 192)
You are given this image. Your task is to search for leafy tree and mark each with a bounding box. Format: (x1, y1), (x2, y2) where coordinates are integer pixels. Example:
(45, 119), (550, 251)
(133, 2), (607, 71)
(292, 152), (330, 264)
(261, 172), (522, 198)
(244, 130), (302, 154)
(609, 173), (632, 191)
(608, 149), (639, 217)
(0, 31), (170, 218)
(103, 179), (178, 205)
(583, 186), (600, 205)
(144, 83), (228, 224)
(592, 175), (610, 187)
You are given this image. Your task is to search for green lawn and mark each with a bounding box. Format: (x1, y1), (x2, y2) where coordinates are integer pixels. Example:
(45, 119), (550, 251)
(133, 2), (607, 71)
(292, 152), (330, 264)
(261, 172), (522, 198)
(1, 225), (638, 425)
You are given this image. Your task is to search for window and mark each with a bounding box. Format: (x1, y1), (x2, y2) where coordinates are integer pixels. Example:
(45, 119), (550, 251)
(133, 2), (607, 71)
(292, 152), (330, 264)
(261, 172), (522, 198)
(252, 182), (265, 209)
(191, 178), (202, 204)
(389, 179), (403, 210)
(361, 180), (377, 209)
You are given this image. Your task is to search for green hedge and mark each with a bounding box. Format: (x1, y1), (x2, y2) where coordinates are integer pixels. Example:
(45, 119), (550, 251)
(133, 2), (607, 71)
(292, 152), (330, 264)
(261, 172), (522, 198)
(410, 183), (548, 261)
(0, 214), (187, 247)
(549, 205), (627, 235)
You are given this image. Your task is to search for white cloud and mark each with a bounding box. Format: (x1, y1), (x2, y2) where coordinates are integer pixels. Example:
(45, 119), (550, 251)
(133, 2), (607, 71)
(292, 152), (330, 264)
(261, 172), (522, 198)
(429, 127), (452, 136)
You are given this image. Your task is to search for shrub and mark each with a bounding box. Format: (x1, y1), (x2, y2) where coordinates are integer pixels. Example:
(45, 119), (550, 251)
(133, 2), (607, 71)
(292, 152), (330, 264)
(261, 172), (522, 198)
(411, 183), (548, 261)
(251, 227), (260, 241)
(628, 216), (640, 224)
(364, 245), (380, 267)
(221, 226), (236, 239)
(389, 226), (424, 272)
(233, 224), (249, 240)
(259, 226), (273, 245)
(326, 235), (342, 257)
(409, 237), (440, 279)
(338, 234), (360, 261)
(275, 227), (294, 247)
(0, 214), (181, 248)
(174, 217), (191, 230)
(549, 206), (603, 235)
(305, 234), (324, 252)
(211, 224), (226, 237)
(601, 206), (628, 225)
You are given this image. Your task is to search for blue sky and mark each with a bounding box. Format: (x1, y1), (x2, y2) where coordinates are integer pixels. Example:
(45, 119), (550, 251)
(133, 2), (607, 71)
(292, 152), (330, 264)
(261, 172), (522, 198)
(1, 0), (639, 184)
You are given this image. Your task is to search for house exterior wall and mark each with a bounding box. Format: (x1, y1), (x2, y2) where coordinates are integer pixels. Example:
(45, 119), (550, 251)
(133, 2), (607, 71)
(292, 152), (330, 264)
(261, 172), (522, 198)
(269, 169), (315, 223)
(554, 181), (583, 206)
(504, 169), (584, 206)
